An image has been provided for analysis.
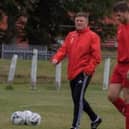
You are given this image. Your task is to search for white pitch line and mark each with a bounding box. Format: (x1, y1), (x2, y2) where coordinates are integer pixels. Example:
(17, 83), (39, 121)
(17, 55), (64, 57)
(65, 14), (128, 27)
(19, 104), (44, 108)
(19, 103), (59, 108)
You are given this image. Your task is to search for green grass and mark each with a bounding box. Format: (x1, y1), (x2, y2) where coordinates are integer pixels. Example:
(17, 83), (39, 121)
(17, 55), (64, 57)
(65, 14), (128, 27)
(0, 58), (124, 129)
(0, 83), (124, 129)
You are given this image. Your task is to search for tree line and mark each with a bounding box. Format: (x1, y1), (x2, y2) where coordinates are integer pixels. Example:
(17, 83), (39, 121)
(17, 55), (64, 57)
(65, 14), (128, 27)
(0, 0), (127, 47)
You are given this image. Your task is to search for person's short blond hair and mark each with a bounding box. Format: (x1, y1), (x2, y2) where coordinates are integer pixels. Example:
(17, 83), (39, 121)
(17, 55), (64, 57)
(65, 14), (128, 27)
(74, 12), (89, 19)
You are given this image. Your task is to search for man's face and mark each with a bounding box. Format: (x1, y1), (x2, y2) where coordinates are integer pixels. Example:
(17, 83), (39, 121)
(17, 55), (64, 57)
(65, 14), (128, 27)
(114, 11), (129, 24)
(75, 16), (88, 30)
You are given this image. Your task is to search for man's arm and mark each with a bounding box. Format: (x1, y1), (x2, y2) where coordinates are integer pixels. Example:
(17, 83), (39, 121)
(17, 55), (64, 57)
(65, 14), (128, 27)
(84, 33), (101, 75)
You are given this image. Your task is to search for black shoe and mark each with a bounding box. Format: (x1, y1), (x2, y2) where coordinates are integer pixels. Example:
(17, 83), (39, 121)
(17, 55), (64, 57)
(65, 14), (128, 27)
(91, 117), (102, 129)
(70, 127), (78, 129)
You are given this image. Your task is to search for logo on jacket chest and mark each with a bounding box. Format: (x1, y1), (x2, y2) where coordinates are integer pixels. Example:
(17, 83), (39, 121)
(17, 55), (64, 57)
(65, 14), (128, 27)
(70, 37), (74, 44)
(70, 33), (79, 44)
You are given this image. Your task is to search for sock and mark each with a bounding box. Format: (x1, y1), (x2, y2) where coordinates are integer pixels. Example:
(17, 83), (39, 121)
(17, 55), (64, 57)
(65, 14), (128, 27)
(112, 97), (126, 115)
(125, 104), (129, 129)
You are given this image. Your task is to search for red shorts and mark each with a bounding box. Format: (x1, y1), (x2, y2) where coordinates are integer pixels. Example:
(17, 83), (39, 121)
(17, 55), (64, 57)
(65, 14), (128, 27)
(110, 63), (129, 88)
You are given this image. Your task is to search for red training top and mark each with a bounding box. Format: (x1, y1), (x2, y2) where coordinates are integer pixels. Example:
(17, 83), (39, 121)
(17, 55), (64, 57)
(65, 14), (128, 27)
(52, 27), (101, 80)
(117, 24), (129, 63)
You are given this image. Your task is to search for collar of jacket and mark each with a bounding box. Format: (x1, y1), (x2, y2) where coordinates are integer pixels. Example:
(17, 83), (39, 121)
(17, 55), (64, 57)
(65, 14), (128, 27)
(76, 27), (90, 33)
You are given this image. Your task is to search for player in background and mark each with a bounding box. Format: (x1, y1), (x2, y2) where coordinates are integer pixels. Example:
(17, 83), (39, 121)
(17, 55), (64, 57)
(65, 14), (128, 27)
(108, 1), (129, 129)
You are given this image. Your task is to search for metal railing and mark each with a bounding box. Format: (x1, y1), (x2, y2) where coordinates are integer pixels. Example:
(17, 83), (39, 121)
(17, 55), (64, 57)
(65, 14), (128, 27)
(0, 44), (54, 60)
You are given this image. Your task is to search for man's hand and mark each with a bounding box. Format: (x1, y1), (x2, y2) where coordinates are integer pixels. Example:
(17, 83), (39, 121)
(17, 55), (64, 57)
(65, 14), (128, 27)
(51, 59), (58, 65)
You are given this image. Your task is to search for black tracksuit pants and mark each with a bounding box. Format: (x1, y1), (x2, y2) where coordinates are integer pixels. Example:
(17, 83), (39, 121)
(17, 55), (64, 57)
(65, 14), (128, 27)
(70, 73), (97, 128)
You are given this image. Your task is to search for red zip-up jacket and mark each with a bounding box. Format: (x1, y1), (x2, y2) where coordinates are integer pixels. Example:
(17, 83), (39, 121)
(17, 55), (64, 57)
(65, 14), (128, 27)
(52, 27), (101, 80)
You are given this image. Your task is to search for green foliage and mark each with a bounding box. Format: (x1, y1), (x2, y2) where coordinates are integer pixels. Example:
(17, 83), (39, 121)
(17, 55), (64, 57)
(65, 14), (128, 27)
(1, 0), (129, 45)
(27, 0), (120, 43)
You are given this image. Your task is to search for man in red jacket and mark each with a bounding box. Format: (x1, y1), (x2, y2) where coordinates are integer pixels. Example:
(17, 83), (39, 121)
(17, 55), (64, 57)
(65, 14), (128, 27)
(108, 1), (129, 129)
(52, 12), (102, 129)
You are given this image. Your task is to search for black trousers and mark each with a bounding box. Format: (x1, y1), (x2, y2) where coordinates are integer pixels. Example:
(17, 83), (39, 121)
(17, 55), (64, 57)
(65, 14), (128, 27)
(70, 73), (97, 128)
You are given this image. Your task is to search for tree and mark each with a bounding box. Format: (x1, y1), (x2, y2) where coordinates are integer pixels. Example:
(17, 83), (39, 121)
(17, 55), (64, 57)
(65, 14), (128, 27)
(31, 0), (120, 44)
(1, 0), (129, 45)
(27, 0), (73, 45)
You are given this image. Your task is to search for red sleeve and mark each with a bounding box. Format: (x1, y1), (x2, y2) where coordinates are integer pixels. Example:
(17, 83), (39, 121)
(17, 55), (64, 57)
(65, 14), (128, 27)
(84, 33), (101, 74)
(51, 34), (69, 64)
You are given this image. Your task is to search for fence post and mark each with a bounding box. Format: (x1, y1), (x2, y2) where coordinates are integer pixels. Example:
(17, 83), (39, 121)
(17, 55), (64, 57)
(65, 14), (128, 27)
(103, 57), (111, 90)
(31, 49), (38, 89)
(55, 62), (62, 90)
(7, 54), (18, 88)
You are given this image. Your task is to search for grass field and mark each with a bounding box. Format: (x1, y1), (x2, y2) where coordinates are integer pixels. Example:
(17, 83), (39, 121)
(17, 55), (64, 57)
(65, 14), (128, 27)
(0, 58), (124, 129)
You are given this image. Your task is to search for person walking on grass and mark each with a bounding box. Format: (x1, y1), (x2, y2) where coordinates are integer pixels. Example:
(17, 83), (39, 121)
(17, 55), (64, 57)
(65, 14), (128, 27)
(108, 1), (129, 129)
(51, 12), (102, 129)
